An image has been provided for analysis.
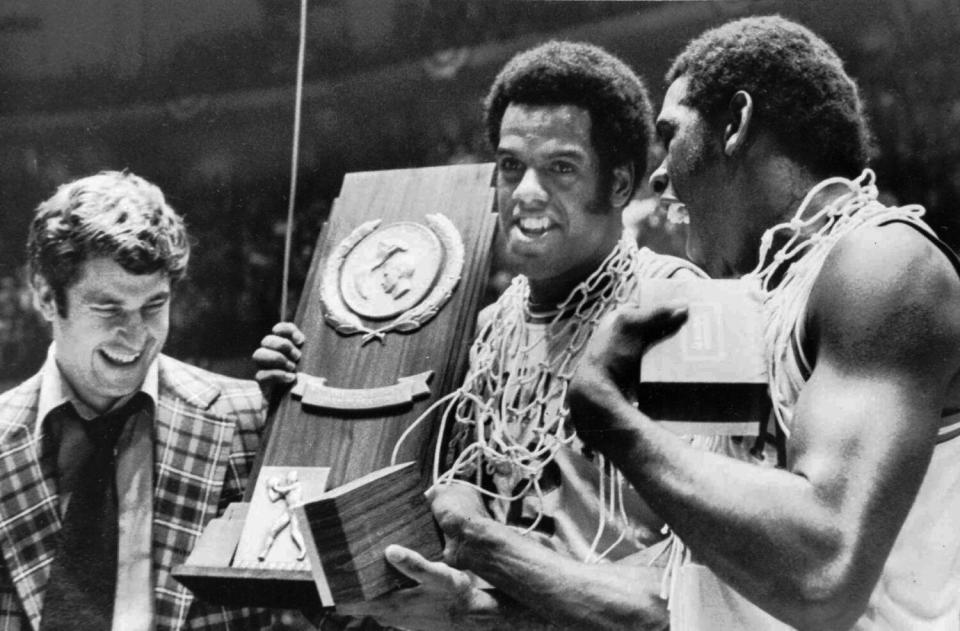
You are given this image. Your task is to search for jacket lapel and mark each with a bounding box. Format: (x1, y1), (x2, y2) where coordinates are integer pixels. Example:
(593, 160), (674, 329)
(152, 356), (235, 631)
(0, 375), (59, 631)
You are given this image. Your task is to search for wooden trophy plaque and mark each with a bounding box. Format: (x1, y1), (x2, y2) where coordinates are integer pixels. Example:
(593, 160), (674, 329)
(173, 163), (498, 609)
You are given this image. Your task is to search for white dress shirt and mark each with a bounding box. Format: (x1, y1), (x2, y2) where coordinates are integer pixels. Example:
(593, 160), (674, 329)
(36, 344), (156, 631)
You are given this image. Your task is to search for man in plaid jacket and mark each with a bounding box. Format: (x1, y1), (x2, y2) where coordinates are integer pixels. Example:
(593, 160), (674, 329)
(0, 171), (272, 630)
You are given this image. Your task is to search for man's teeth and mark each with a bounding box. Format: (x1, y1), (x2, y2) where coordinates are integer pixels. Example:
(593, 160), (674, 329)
(665, 202), (690, 225)
(518, 216), (551, 232)
(102, 349), (141, 365)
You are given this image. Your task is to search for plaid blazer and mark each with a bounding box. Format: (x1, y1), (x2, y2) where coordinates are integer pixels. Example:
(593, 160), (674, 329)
(0, 354), (273, 631)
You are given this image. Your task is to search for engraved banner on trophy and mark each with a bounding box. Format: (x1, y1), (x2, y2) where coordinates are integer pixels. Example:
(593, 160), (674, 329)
(173, 163), (498, 608)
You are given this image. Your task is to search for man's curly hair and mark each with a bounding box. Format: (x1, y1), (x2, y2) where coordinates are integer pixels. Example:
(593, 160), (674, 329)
(27, 170), (190, 316)
(484, 40), (654, 197)
(666, 15), (872, 178)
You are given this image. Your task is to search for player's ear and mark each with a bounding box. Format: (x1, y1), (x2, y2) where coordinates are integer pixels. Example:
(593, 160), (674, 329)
(609, 163), (634, 210)
(724, 90), (754, 157)
(32, 275), (59, 322)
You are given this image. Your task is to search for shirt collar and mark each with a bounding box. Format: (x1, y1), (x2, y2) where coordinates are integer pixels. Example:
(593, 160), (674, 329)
(35, 343), (159, 441)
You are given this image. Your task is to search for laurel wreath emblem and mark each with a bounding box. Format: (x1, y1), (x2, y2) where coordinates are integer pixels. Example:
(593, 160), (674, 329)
(319, 214), (465, 344)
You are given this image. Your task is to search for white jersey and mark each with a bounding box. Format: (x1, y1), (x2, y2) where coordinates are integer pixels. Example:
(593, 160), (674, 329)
(448, 241), (706, 562)
(764, 174), (960, 630)
(775, 218), (960, 630)
(672, 171), (960, 630)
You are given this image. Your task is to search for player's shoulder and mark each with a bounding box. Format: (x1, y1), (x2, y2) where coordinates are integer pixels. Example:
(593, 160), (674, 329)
(476, 275), (527, 330)
(810, 221), (960, 356)
(819, 221), (959, 304)
(635, 246), (707, 280)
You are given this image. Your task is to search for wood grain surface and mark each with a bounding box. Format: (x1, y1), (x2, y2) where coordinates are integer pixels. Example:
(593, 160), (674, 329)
(295, 462), (442, 604)
(174, 163), (497, 608)
(256, 162), (498, 489)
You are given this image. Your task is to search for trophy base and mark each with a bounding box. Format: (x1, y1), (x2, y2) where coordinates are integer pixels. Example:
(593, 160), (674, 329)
(172, 502), (322, 609)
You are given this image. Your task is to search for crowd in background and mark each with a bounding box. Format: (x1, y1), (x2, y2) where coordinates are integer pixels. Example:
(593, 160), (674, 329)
(0, 0), (956, 388)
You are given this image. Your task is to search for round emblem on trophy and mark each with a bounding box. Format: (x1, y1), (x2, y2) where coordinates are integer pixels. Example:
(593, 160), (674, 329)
(320, 214), (465, 343)
(339, 223), (443, 320)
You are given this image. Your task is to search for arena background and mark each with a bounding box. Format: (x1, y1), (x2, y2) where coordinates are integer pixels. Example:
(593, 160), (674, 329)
(1, 0), (957, 391)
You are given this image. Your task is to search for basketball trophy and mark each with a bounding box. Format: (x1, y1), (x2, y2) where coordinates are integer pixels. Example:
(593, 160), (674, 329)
(173, 162), (499, 608)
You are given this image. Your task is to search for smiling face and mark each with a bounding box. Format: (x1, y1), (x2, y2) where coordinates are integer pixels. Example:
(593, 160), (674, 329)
(37, 256), (170, 412)
(650, 77), (745, 278)
(495, 103), (626, 303)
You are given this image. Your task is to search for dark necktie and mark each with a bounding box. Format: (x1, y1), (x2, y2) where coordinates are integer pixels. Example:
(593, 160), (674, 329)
(40, 395), (144, 631)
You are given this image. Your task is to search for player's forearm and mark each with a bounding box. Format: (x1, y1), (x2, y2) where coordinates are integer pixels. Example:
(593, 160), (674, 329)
(460, 590), (562, 631)
(452, 515), (668, 631)
(332, 571), (559, 631)
(569, 389), (872, 630)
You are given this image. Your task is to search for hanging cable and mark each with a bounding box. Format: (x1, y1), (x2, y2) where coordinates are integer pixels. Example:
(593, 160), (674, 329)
(280, 0), (309, 321)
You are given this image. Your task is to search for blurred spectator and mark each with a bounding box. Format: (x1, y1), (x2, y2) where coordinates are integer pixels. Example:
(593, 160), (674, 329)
(1, 0), (957, 393)
(0, 271), (48, 387)
(622, 196), (688, 259)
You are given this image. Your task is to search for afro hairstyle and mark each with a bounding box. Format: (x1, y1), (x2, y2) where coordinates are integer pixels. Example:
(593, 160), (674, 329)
(667, 15), (873, 178)
(484, 40), (655, 196)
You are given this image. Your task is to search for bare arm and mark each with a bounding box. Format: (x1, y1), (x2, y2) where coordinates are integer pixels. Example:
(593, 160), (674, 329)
(338, 483), (668, 631)
(448, 522), (667, 631)
(336, 546), (561, 631)
(568, 225), (960, 630)
(434, 484), (668, 631)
